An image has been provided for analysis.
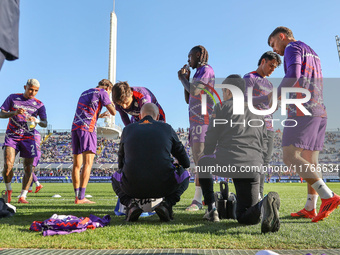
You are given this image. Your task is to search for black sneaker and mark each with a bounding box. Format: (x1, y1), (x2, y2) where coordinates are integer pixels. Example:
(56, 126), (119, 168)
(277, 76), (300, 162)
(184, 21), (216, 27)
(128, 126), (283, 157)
(261, 192), (280, 234)
(125, 202), (143, 222)
(154, 201), (173, 222)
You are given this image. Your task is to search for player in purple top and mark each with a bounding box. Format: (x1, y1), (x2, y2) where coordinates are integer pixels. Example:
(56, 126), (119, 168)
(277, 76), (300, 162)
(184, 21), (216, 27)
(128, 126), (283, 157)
(268, 26), (340, 222)
(244, 51), (281, 199)
(178, 45), (215, 211)
(112, 81), (166, 126)
(71, 79), (116, 204)
(0, 79), (47, 204)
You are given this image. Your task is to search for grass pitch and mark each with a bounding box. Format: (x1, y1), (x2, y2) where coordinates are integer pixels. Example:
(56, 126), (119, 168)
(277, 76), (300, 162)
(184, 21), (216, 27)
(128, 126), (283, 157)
(0, 182), (340, 250)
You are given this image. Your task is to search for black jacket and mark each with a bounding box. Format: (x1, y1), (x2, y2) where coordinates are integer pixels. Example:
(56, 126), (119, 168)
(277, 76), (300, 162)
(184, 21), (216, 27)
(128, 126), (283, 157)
(118, 115), (190, 197)
(204, 100), (268, 169)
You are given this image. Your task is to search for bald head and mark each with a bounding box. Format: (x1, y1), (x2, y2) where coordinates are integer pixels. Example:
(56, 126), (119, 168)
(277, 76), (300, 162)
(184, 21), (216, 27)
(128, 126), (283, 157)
(140, 103), (159, 120)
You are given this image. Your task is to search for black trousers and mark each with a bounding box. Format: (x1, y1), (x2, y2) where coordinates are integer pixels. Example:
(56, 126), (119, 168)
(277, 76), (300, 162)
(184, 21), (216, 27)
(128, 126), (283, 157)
(198, 156), (262, 225)
(111, 168), (189, 207)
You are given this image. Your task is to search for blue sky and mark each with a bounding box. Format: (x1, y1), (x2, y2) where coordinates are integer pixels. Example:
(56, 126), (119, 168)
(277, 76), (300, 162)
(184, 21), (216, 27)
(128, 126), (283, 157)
(1, 0), (340, 131)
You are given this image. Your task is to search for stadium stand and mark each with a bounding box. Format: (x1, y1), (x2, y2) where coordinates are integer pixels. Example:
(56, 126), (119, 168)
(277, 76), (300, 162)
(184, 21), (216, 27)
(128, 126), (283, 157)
(0, 129), (339, 182)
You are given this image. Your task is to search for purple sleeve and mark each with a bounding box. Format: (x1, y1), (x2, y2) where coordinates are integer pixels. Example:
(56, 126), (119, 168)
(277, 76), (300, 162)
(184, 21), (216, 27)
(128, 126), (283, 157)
(0, 95), (13, 111)
(244, 75), (268, 106)
(100, 90), (112, 106)
(89, 214), (111, 227)
(38, 105), (47, 120)
(277, 44), (302, 98)
(116, 106), (131, 126)
(194, 67), (214, 86)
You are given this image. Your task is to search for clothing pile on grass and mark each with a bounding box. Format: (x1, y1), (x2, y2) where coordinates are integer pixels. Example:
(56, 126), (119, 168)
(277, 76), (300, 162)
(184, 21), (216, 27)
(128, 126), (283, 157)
(30, 214), (110, 236)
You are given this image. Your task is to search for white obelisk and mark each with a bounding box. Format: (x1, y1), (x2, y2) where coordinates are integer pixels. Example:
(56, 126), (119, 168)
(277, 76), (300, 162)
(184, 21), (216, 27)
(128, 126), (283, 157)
(106, 0), (117, 128)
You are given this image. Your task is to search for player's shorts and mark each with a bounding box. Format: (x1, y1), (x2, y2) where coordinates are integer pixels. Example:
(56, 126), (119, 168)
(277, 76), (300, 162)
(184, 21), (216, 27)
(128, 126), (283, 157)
(189, 123), (208, 145)
(282, 116), (327, 151)
(72, 129), (97, 154)
(4, 135), (37, 158)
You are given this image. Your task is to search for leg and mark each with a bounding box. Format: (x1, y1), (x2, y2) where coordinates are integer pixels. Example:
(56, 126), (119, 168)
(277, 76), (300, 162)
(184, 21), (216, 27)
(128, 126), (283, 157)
(3, 146), (16, 203)
(111, 171), (132, 206)
(291, 150), (319, 218)
(233, 176), (262, 225)
(165, 166), (190, 206)
(197, 156), (219, 222)
(261, 130), (274, 199)
(78, 151), (95, 199)
(72, 153), (82, 199)
(186, 141), (204, 211)
(18, 157), (34, 203)
(3, 146), (16, 183)
(283, 145), (340, 222)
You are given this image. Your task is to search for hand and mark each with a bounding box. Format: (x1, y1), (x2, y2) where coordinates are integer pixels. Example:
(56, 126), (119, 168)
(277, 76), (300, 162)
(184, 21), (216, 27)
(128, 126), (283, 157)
(178, 65), (190, 81)
(27, 116), (38, 122)
(15, 108), (25, 116)
(99, 111), (110, 118)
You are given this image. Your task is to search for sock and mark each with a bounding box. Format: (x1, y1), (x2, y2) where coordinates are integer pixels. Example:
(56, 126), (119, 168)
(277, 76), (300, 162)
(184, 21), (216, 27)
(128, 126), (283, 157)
(304, 194), (318, 211)
(20, 190), (28, 198)
(74, 188), (79, 199)
(32, 173), (38, 182)
(79, 187), (86, 200)
(35, 181), (41, 187)
(311, 180), (333, 199)
(28, 187), (33, 191)
(208, 202), (216, 211)
(5, 183), (12, 191)
(193, 186), (202, 204)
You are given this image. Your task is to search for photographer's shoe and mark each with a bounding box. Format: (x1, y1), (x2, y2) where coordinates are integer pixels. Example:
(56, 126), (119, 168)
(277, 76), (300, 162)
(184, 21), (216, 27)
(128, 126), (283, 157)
(261, 192), (280, 234)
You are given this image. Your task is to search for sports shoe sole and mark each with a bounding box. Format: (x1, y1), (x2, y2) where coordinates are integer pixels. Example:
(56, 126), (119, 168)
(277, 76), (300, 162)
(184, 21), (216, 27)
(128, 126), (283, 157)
(155, 204), (171, 222)
(126, 207), (143, 222)
(261, 192), (280, 234)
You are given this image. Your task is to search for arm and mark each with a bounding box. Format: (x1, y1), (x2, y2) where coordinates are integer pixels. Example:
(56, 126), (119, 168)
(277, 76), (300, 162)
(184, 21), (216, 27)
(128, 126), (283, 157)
(0, 108), (25, 118)
(117, 131), (125, 169)
(170, 127), (190, 168)
(105, 103), (116, 116)
(116, 106), (131, 126)
(184, 89), (189, 104)
(203, 105), (223, 155)
(277, 44), (302, 99)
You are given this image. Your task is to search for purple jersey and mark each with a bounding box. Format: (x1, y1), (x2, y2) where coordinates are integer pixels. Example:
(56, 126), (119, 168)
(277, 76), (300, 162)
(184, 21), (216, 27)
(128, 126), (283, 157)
(0, 93), (47, 140)
(115, 87), (166, 126)
(244, 71), (274, 131)
(189, 64), (215, 125)
(72, 88), (112, 132)
(282, 41), (326, 118)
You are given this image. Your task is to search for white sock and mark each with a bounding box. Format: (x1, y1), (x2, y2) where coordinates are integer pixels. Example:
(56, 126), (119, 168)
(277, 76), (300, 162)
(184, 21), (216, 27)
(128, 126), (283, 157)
(28, 187), (33, 191)
(35, 181), (40, 186)
(311, 180), (333, 199)
(193, 186), (203, 204)
(304, 194), (318, 211)
(20, 190), (28, 198)
(5, 183), (12, 190)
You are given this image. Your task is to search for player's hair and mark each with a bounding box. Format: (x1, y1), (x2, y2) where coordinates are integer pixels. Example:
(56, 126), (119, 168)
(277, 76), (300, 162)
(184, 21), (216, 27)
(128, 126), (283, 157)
(257, 51), (282, 67)
(112, 81), (132, 103)
(191, 45), (209, 65)
(222, 74), (245, 93)
(98, 79), (113, 89)
(267, 26), (294, 45)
